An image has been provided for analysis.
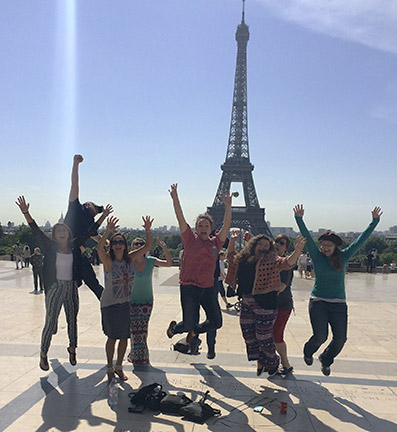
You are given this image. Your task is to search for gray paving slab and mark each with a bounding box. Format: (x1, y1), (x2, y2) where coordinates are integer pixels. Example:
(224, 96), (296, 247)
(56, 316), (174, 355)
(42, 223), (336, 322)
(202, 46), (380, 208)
(0, 261), (396, 431)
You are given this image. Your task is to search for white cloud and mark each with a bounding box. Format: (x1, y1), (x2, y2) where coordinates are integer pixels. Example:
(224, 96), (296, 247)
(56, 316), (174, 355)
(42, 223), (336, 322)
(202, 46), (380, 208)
(254, 0), (397, 54)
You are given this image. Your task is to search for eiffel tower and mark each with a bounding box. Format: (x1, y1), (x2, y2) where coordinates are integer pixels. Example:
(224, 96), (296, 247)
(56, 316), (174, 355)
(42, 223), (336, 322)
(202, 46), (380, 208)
(207, 0), (272, 237)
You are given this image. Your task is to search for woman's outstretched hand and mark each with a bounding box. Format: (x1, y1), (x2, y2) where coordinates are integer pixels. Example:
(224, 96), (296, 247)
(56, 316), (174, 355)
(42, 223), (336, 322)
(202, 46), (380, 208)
(231, 229), (241, 240)
(73, 154), (83, 164)
(295, 236), (307, 252)
(103, 204), (113, 217)
(372, 206), (383, 219)
(142, 216), (154, 231)
(106, 216), (119, 232)
(221, 190), (232, 207)
(169, 184), (178, 200)
(293, 204), (304, 218)
(16, 196), (29, 214)
(156, 237), (167, 249)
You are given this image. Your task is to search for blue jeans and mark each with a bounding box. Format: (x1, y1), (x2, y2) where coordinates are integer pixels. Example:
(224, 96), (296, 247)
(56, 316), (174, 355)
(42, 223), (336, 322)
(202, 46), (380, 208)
(173, 285), (222, 336)
(206, 284), (219, 349)
(304, 299), (348, 367)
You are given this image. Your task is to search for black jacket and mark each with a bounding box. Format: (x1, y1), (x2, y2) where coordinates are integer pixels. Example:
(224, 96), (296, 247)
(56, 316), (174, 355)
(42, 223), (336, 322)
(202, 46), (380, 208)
(28, 220), (99, 293)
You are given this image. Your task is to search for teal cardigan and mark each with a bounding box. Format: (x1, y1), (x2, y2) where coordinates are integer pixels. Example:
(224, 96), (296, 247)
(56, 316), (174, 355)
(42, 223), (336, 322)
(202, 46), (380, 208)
(295, 217), (379, 300)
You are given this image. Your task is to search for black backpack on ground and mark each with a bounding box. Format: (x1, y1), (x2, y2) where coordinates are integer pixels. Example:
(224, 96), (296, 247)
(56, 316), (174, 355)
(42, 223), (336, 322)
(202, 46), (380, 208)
(179, 390), (221, 424)
(160, 393), (193, 414)
(128, 383), (166, 413)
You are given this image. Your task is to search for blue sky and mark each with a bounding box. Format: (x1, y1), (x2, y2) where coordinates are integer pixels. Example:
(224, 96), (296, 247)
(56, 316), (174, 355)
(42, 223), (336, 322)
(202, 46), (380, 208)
(1, 0), (396, 232)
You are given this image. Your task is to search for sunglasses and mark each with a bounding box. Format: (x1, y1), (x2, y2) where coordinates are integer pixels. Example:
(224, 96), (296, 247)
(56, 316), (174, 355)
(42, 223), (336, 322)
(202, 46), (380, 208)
(276, 240), (287, 246)
(111, 240), (125, 246)
(133, 242), (145, 247)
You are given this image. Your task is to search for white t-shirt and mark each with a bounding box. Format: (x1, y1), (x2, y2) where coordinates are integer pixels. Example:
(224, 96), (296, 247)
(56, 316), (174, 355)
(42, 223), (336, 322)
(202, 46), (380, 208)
(299, 253), (308, 265)
(56, 252), (73, 281)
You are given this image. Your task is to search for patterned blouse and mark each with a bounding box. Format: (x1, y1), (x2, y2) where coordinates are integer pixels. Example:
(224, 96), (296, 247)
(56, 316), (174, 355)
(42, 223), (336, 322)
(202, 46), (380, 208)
(226, 251), (294, 295)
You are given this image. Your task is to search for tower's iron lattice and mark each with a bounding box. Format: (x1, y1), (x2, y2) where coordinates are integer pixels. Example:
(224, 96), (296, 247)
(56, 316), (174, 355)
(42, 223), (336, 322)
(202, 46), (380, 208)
(207, 1), (272, 237)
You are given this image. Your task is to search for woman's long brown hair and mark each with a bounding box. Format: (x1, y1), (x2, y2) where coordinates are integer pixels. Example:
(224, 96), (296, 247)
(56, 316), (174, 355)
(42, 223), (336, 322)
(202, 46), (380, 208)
(234, 234), (275, 265)
(109, 232), (130, 264)
(328, 248), (343, 272)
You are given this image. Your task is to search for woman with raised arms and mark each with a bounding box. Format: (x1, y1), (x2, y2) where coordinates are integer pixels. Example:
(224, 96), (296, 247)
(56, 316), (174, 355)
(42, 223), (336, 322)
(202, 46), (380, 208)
(97, 215), (153, 382)
(16, 196), (110, 371)
(293, 204), (382, 376)
(226, 230), (306, 376)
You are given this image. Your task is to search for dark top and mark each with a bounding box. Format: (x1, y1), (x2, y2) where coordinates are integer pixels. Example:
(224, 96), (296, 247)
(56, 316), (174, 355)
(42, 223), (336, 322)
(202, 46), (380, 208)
(64, 198), (98, 239)
(277, 268), (294, 310)
(30, 253), (44, 270)
(28, 220), (99, 293)
(237, 260), (256, 296)
(237, 259), (277, 309)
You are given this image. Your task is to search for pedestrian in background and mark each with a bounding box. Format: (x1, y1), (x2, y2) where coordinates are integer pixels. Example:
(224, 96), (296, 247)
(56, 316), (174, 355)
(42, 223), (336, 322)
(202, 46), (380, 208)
(30, 247), (44, 293)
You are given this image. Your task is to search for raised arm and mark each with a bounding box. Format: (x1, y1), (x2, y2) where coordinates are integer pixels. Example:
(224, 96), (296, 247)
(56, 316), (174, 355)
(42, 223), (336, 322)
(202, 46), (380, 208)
(95, 204), (113, 229)
(155, 237), (173, 267)
(293, 204), (318, 257)
(15, 196), (50, 248)
(97, 216), (118, 272)
(74, 204), (113, 247)
(218, 191), (232, 243)
(286, 236), (307, 266)
(225, 230), (241, 288)
(16, 195), (33, 224)
(69, 154), (83, 202)
(129, 216), (154, 261)
(169, 184), (188, 234)
(343, 206), (382, 259)
(227, 229), (241, 255)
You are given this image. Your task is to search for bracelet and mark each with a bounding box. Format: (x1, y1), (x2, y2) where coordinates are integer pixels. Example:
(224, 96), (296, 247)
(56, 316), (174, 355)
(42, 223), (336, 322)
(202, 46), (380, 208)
(22, 211), (29, 214)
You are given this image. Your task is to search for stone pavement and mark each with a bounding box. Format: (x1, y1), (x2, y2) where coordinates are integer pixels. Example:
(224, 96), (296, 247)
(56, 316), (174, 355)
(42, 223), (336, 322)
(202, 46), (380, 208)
(0, 261), (396, 432)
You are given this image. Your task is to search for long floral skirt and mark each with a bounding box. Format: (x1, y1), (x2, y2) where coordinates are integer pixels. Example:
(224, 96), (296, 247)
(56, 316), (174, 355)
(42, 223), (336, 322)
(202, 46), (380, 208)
(239, 294), (279, 371)
(128, 302), (153, 364)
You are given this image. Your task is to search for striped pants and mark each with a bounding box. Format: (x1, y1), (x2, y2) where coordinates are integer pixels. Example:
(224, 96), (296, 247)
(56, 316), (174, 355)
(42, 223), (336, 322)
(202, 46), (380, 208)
(239, 294), (279, 371)
(41, 280), (79, 355)
(128, 302), (153, 364)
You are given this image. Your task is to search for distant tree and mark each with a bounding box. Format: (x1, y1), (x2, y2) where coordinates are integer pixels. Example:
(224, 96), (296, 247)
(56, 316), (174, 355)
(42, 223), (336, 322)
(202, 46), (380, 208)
(362, 237), (388, 254)
(167, 248), (177, 258)
(165, 235), (182, 250)
(17, 225), (37, 251)
(383, 243), (397, 254)
(379, 252), (397, 265)
(0, 246), (12, 256)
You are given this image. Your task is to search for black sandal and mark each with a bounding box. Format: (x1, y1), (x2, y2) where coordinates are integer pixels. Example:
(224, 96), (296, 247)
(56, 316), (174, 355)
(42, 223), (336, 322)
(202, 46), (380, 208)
(67, 347), (77, 366)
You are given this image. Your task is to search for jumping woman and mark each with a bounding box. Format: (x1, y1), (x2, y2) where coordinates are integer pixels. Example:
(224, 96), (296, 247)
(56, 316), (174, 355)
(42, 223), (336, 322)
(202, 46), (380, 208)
(16, 196), (110, 371)
(293, 204), (382, 376)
